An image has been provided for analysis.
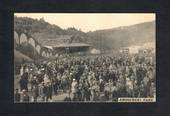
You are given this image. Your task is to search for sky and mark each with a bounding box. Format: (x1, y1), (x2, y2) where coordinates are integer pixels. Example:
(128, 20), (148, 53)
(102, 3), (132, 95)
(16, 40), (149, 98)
(15, 13), (155, 32)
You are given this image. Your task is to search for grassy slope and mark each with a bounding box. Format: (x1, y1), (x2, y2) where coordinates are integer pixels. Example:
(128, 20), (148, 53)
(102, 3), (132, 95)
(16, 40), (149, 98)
(14, 49), (33, 63)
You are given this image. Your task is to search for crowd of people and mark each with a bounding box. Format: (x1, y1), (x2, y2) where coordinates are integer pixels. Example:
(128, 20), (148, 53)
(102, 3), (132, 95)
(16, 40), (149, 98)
(14, 51), (156, 102)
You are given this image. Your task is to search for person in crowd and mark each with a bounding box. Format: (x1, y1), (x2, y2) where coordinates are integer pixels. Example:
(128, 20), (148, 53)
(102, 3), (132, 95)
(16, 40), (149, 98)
(51, 78), (58, 95)
(38, 82), (46, 102)
(30, 75), (38, 91)
(71, 79), (78, 100)
(20, 65), (24, 76)
(64, 92), (72, 101)
(104, 82), (110, 101)
(111, 82), (118, 101)
(32, 84), (39, 102)
(22, 89), (29, 102)
(19, 72), (28, 91)
(44, 73), (50, 85)
(45, 82), (53, 102)
(83, 80), (91, 101)
(14, 88), (21, 102)
(149, 82), (155, 98)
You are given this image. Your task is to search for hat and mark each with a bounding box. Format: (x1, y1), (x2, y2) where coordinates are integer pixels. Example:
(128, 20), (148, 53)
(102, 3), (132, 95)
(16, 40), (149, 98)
(126, 78), (130, 81)
(22, 89), (27, 93)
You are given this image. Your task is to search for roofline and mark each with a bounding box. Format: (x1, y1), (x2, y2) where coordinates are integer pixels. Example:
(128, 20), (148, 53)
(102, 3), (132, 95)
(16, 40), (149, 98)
(44, 43), (91, 48)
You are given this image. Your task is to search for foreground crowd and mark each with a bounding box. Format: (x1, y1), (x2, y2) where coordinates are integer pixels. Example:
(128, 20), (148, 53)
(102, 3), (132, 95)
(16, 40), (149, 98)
(15, 52), (156, 102)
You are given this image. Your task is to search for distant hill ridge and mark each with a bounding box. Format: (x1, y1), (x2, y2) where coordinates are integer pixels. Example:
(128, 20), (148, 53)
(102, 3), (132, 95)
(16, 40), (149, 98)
(87, 21), (155, 50)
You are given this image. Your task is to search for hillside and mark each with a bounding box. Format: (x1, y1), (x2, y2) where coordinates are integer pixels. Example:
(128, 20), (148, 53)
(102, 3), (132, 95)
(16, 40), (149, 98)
(87, 21), (155, 51)
(14, 16), (155, 52)
(14, 49), (33, 63)
(14, 16), (87, 44)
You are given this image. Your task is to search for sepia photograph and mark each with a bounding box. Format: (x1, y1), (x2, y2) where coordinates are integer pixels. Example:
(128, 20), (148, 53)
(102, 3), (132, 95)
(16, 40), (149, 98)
(14, 13), (156, 103)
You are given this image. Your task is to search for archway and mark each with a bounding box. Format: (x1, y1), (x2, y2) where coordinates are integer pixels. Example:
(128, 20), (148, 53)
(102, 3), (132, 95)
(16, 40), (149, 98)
(20, 33), (27, 45)
(28, 38), (35, 48)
